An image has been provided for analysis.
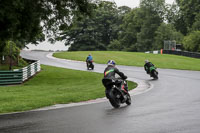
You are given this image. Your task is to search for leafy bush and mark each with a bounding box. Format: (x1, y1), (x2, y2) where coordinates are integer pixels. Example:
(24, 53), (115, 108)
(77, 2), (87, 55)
(0, 40), (27, 69)
(183, 31), (200, 52)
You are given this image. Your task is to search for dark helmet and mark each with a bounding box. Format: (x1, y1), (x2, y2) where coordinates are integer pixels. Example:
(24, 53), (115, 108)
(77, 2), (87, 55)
(107, 60), (116, 66)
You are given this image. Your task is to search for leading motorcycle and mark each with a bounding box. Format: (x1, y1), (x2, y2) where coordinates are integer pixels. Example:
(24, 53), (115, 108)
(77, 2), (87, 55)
(102, 78), (131, 108)
(87, 60), (94, 70)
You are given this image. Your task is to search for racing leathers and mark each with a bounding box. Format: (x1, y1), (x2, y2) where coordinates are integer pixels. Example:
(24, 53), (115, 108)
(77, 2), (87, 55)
(103, 65), (128, 92)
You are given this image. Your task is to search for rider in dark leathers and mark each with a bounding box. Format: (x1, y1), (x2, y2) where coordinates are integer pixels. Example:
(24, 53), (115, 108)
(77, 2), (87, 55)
(144, 60), (154, 74)
(103, 60), (128, 93)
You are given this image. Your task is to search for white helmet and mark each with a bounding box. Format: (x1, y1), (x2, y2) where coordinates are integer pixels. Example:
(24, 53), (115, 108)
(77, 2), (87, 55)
(145, 60), (149, 63)
(107, 60), (116, 66)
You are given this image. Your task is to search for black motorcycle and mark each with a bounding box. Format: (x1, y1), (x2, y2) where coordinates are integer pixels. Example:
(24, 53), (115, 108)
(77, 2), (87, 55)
(87, 60), (94, 70)
(102, 78), (131, 108)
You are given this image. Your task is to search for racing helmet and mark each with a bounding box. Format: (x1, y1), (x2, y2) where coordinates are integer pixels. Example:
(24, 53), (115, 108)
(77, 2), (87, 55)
(145, 59), (149, 63)
(107, 60), (116, 66)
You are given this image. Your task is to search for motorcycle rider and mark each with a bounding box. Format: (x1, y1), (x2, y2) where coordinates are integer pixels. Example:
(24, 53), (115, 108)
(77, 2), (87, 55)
(103, 60), (128, 92)
(144, 60), (155, 74)
(86, 54), (93, 68)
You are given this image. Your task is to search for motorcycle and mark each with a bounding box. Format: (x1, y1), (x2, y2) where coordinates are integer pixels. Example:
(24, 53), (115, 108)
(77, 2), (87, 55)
(149, 66), (158, 79)
(102, 78), (131, 108)
(87, 60), (94, 70)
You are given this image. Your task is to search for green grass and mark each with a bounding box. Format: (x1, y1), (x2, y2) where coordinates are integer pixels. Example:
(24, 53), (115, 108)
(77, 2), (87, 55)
(0, 65), (22, 70)
(0, 65), (137, 114)
(53, 51), (200, 71)
(0, 65), (9, 70)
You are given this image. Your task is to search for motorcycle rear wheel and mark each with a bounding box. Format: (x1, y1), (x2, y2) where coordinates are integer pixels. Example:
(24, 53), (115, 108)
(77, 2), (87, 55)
(108, 90), (120, 108)
(126, 93), (131, 105)
(153, 71), (158, 79)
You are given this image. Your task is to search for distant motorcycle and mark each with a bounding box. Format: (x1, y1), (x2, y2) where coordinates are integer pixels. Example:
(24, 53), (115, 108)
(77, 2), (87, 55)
(149, 66), (158, 79)
(87, 60), (94, 70)
(102, 78), (131, 108)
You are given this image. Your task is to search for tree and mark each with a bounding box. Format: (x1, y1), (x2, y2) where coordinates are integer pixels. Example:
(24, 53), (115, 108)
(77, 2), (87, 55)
(0, 0), (95, 48)
(175, 0), (200, 34)
(137, 0), (165, 51)
(165, 3), (178, 24)
(119, 0), (165, 52)
(118, 6), (132, 16)
(192, 13), (200, 31)
(60, 1), (124, 51)
(182, 31), (200, 52)
(118, 8), (142, 51)
(0, 0), (95, 65)
(108, 40), (122, 51)
(153, 23), (183, 49)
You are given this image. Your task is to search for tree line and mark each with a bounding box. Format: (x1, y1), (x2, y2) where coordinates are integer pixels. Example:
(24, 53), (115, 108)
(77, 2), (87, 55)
(0, 0), (95, 66)
(0, 0), (200, 66)
(62, 0), (200, 52)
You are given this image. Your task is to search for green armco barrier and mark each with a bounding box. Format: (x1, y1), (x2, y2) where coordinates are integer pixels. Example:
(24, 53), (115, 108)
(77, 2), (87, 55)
(0, 60), (40, 85)
(0, 70), (23, 85)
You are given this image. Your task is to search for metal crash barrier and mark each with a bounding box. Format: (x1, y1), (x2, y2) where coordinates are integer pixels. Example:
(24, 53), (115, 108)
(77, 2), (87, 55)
(162, 50), (200, 59)
(0, 60), (40, 85)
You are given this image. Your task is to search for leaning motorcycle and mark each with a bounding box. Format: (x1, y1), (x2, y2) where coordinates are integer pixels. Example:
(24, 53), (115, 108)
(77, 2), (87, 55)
(149, 66), (158, 79)
(102, 78), (131, 108)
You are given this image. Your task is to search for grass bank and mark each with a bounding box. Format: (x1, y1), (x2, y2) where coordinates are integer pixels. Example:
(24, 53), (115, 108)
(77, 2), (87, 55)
(0, 65), (137, 114)
(53, 51), (200, 71)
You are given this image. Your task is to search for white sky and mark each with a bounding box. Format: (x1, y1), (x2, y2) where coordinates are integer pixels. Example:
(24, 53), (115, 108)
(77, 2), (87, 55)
(24, 40), (69, 51)
(110, 0), (175, 8)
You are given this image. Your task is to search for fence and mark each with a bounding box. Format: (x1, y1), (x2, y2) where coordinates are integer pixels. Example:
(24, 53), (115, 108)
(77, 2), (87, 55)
(145, 50), (161, 54)
(163, 50), (200, 59)
(0, 60), (40, 85)
(145, 49), (200, 59)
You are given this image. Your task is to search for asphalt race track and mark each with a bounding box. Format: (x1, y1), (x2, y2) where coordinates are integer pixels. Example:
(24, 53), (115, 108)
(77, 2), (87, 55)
(0, 50), (200, 133)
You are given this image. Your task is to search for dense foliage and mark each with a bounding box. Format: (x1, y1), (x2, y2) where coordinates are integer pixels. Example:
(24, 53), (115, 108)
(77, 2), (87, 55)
(0, 0), (96, 66)
(60, 0), (200, 52)
(183, 31), (200, 52)
(60, 1), (131, 51)
(0, 0), (200, 55)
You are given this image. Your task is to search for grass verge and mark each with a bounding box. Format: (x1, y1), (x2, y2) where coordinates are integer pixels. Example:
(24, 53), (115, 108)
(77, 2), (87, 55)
(53, 51), (200, 71)
(0, 65), (137, 114)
